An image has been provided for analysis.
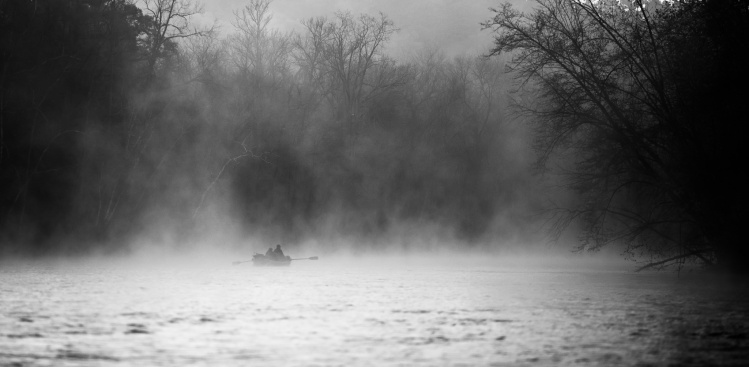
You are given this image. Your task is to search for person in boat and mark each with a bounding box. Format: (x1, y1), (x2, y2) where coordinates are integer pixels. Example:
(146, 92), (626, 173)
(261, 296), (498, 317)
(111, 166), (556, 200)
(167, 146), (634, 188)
(273, 244), (285, 260)
(265, 247), (274, 258)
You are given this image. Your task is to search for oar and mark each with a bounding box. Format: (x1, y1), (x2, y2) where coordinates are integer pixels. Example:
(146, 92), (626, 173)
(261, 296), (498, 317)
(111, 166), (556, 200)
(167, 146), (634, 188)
(233, 253), (262, 265)
(233, 256), (318, 265)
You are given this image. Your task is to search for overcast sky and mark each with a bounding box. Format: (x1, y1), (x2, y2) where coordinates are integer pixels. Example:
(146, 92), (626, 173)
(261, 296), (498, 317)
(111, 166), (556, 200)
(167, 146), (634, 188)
(199, 0), (531, 60)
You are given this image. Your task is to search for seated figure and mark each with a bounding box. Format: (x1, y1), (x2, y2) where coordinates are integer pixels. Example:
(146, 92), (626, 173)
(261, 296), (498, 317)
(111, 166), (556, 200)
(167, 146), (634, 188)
(273, 244), (285, 259)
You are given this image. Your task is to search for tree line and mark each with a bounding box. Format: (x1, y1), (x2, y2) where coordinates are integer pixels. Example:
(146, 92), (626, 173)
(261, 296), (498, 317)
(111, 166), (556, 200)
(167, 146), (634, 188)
(484, 0), (749, 272)
(5, 0), (743, 272)
(0, 0), (534, 254)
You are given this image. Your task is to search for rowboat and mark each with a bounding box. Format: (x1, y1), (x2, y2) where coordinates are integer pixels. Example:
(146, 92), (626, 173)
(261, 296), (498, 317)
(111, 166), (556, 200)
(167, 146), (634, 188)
(252, 254), (291, 266)
(232, 254), (317, 266)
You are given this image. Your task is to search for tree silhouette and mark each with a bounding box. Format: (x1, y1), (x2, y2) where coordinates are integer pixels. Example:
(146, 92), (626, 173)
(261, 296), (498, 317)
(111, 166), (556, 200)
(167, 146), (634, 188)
(140, 0), (214, 81)
(484, 0), (749, 272)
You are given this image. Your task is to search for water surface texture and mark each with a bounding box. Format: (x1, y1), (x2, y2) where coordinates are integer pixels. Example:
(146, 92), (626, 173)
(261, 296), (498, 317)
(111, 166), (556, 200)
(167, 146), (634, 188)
(1, 258), (748, 366)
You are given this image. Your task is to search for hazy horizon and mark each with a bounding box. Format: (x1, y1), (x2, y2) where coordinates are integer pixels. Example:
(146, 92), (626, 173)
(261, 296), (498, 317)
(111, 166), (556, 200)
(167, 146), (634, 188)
(196, 0), (533, 60)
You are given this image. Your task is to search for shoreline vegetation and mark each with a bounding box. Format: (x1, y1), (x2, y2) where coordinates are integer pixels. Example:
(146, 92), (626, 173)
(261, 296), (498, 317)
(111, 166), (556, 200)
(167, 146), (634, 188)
(1, 0), (747, 273)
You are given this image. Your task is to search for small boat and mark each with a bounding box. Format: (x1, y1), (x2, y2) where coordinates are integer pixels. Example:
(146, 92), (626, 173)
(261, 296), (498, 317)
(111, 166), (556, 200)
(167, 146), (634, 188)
(232, 254), (317, 266)
(252, 253), (291, 266)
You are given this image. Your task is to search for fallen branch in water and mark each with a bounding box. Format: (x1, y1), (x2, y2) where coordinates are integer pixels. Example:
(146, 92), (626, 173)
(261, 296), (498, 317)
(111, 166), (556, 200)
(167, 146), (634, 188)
(635, 249), (711, 272)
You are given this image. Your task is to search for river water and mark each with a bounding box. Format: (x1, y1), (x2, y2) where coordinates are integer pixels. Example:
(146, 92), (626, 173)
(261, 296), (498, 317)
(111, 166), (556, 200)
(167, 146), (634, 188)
(1, 255), (748, 366)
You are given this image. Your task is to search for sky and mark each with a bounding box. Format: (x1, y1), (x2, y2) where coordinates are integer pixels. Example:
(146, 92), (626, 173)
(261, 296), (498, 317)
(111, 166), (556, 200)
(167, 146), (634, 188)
(199, 0), (531, 60)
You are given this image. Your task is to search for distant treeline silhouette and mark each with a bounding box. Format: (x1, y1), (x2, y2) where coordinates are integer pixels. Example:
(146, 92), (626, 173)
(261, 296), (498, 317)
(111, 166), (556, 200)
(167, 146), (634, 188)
(0, 0), (535, 254)
(4, 0), (744, 273)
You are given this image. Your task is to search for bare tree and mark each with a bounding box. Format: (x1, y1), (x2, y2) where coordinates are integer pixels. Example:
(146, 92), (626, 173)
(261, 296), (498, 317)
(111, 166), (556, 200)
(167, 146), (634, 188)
(294, 12), (400, 127)
(179, 31), (226, 87)
(483, 0), (743, 270)
(140, 0), (214, 79)
(227, 0), (292, 87)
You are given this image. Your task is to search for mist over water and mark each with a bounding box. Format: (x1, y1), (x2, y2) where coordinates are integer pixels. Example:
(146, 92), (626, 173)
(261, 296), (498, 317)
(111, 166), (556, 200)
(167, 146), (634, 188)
(3, 0), (749, 365)
(2, 254), (748, 366)
(0, 0), (545, 258)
